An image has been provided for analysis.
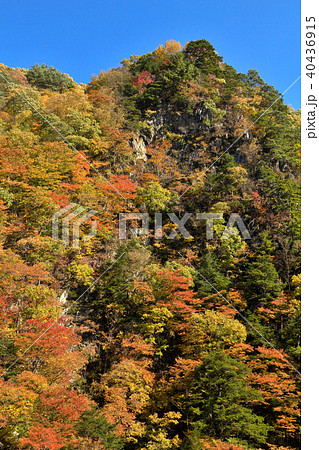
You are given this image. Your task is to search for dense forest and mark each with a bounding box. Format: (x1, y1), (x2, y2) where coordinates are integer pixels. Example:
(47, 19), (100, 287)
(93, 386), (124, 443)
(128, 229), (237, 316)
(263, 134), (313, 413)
(0, 40), (300, 449)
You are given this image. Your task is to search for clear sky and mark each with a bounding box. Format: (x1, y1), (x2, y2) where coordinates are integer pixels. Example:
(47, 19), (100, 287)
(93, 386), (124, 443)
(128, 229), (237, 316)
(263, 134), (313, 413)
(0, 0), (300, 108)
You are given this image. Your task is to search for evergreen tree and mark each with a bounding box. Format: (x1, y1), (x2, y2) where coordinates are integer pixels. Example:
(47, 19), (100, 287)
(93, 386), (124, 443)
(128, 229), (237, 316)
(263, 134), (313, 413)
(26, 64), (76, 92)
(75, 408), (124, 449)
(188, 351), (271, 446)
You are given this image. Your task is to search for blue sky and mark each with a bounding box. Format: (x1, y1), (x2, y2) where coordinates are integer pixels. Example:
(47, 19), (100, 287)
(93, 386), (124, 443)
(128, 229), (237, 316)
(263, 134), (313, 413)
(0, 0), (300, 108)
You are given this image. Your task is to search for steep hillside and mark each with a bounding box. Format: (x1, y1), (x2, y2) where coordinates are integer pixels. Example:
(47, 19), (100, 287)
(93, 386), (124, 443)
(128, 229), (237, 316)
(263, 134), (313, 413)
(0, 40), (300, 449)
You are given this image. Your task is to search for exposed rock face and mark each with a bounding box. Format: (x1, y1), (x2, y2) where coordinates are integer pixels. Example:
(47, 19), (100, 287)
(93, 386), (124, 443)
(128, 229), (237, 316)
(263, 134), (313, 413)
(59, 290), (68, 304)
(135, 105), (224, 169)
(130, 104), (253, 171)
(131, 135), (147, 161)
(147, 105), (213, 136)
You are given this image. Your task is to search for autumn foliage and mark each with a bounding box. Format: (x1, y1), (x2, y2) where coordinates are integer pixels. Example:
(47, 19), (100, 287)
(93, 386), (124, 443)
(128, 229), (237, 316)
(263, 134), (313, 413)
(0, 39), (300, 449)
